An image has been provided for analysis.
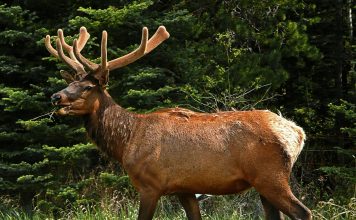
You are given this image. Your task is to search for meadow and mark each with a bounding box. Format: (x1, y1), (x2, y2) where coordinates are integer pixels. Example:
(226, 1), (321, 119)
(1, 190), (355, 219)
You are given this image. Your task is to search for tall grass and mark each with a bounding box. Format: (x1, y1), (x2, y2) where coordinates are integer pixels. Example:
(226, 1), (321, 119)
(1, 194), (355, 219)
(312, 198), (356, 220)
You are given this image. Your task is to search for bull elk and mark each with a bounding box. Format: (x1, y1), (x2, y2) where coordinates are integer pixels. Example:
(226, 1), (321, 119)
(45, 26), (312, 220)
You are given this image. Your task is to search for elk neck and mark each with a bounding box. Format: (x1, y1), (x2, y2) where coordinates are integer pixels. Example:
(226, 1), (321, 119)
(83, 89), (136, 164)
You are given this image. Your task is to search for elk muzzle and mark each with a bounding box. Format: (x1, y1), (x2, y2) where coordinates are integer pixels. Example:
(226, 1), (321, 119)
(51, 92), (72, 115)
(51, 93), (62, 105)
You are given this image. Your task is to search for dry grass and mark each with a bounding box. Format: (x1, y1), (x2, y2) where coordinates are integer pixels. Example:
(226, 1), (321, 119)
(1, 191), (355, 219)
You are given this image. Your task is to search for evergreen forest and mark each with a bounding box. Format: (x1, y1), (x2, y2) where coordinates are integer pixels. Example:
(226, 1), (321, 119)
(0, 0), (355, 219)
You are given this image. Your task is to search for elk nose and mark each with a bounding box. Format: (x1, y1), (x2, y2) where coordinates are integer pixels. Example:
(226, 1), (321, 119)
(51, 93), (61, 105)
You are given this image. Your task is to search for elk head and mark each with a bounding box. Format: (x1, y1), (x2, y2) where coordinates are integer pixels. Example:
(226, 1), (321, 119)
(46, 26), (170, 115)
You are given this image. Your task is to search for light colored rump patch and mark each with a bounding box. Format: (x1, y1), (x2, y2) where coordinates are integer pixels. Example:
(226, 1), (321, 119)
(268, 114), (306, 164)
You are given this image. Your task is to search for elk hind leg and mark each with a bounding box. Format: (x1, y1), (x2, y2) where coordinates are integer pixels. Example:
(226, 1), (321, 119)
(260, 195), (284, 220)
(255, 180), (311, 220)
(177, 193), (202, 220)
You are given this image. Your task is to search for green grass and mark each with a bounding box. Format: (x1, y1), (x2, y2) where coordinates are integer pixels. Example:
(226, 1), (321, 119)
(1, 195), (355, 219)
(312, 198), (356, 220)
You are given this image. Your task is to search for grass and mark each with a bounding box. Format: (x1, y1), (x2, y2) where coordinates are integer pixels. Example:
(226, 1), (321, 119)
(1, 193), (355, 219)
(312, 198), (356, 220)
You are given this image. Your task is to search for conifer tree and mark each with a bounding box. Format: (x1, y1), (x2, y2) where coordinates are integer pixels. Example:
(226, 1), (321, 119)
(0, 4), (97, 211)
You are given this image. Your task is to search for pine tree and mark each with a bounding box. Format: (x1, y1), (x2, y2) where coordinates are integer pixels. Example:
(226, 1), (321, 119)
(281, 0), (356, 200)
(0, 4), (97, 211)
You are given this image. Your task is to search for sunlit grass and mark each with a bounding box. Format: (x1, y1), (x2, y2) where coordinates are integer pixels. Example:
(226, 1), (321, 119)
(312, 198), (356, 220)
(1, 195), (355, 219)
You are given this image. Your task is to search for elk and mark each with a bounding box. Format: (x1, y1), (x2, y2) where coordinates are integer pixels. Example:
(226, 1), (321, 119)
(45, 26), (312, 220)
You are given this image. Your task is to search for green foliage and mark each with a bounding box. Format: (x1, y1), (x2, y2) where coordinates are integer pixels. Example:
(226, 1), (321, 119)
(121, 67), (176, 110)
(0, 4), (98, 212)
(315, 100), (356, 200)
(319, 166), (356, 183)
(329, 100), (356, 139)
(0, 87), (45, 112)
(312, 198), (356, 220)
(73, 1), (153, 28)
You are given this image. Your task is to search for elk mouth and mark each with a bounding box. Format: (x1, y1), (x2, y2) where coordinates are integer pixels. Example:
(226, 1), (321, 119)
(53, 103), (73, 115)
(54, 100), (86, 116)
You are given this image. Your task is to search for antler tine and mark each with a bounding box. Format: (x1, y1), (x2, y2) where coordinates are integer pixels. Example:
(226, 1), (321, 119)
(72, 27), (100, 72)
(73, 39), (99, 72)
(56, 39), (85, 73)
(107, 26), (155, 71)
(58, 29), (78, 61)
(146, 26), (170, 54)
(101, 31), (108, 69)
(57, 29), (71, 51)
(45, 35), (59, 57)
(77, 27), (90, 51)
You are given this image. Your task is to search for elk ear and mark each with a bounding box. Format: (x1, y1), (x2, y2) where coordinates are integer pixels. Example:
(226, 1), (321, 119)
(60, 70), (75, 84)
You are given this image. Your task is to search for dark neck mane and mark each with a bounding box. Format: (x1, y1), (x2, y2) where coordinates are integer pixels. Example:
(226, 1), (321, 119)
(84, 91), (135, 163)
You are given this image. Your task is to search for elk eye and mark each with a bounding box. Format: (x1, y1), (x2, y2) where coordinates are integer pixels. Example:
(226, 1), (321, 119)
(84, 85), (94, 91)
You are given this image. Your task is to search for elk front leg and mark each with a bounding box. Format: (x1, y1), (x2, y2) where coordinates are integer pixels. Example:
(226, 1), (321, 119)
(137, 192), (160, 220)
(177, 193), (202, 220)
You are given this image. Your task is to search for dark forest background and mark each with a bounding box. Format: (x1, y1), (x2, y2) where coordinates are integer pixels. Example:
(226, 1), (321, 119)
(0, 0), (355, 218)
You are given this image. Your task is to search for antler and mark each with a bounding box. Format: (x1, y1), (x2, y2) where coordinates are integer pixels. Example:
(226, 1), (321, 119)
(45, 27), (96, 74)
(105, 26), (170, 71)
(45, 26), (170, 79)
